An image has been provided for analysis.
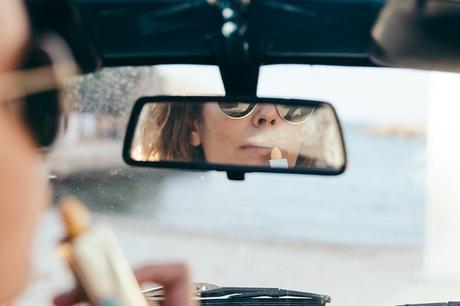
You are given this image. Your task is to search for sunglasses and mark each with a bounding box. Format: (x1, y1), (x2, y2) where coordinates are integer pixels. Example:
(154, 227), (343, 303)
(217, 102), (315, 124)
(0, 33), (79, 148)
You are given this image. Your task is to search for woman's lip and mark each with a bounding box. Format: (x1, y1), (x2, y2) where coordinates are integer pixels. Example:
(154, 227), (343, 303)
(240, 145), (273, 157)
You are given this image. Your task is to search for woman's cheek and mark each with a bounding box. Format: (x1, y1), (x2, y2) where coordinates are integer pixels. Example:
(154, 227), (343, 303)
(199, 108), (229, 162)
(0, 111), (49, 302)
(0, 1), (29, 72)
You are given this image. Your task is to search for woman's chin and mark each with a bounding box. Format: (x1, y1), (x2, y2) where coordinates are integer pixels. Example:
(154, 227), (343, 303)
(240, 146), (272, 158)
(207, 157), (269, 167)
(229, 157), (270, 167)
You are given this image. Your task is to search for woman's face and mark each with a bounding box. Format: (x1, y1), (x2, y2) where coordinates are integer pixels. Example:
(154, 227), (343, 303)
(192, 103), (304, 167)
(0, 1), (50, 303)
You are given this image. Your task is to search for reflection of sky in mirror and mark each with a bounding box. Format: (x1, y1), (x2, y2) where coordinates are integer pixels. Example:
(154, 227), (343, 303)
(156, 64), (430, 124)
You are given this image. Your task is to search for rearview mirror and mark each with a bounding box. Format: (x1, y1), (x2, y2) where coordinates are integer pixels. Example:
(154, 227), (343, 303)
(123, 96), (347, 180)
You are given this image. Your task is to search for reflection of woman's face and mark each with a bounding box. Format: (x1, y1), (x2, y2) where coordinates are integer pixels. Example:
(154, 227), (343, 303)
(192, 103), (303, 167)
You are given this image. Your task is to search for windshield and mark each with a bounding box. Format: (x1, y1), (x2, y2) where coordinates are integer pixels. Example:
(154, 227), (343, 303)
(20, 64), (440, 306)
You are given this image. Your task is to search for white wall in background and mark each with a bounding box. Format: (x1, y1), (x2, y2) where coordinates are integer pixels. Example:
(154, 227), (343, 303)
(259, 65), (430, 124)
(425, 72), (460, 276)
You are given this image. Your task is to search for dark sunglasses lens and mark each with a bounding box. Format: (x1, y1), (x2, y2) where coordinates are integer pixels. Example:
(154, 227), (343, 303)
(218, 102), (256, 118)
(277, 105), (315, 123)
(22, 44), (61, 148)
(24, 90), (60, 147)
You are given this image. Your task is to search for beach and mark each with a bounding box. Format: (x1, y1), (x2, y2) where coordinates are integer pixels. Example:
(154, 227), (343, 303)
(16, 207), (460, 306)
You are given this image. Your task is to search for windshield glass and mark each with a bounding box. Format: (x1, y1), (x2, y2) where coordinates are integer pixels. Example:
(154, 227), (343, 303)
(20, 64), (440, 306)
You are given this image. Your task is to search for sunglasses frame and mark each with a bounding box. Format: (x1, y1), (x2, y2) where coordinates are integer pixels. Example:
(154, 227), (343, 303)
(0, 33), (79, 102)
(218, 103), (316, 124)
(0, 32), (79, 149)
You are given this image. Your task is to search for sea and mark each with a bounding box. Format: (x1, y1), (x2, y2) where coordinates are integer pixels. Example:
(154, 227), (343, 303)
(54, 123), (426, 248)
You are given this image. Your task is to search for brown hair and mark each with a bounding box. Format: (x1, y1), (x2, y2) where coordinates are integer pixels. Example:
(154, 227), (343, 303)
(139, 102), (204, 162)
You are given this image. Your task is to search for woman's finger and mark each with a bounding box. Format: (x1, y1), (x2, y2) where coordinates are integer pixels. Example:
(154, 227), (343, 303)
(135, 263), (198, 306)
(53, 263), (196, 306)
(53, 286), (84, 306)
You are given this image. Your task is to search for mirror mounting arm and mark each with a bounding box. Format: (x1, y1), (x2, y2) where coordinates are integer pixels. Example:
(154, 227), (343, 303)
(212, 0), (261, 96)
(217, 40), (260, 96)
(218, 41), (260, 96)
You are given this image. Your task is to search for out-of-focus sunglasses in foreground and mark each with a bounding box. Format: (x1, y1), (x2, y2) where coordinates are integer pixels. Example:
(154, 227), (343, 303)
(0, 33), (80, 148)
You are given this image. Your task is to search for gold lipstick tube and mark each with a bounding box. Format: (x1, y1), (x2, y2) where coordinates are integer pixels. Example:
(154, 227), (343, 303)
(58, 197), (152, 306)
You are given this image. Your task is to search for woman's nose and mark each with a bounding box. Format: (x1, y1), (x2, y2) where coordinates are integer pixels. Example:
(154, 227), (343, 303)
(252, 104), (279, 127)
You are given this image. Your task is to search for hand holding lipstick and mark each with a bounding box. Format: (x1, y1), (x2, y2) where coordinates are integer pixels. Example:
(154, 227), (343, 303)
(55, 197), (197, 306)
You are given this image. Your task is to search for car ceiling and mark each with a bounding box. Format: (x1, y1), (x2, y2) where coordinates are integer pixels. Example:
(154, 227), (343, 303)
(26, 0), (386, 73)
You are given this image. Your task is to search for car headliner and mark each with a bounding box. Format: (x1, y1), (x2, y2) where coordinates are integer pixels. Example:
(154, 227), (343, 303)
(27, 0), (386, 73)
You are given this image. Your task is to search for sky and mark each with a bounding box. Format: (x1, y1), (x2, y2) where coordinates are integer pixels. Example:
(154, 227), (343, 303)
(156, 64), (432, 124)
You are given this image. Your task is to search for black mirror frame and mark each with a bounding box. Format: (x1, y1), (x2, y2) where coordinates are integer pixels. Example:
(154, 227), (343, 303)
(123, 96), (347, 181)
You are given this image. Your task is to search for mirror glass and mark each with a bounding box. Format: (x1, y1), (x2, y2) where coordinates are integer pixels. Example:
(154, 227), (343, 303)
(125, 97), (346, 174)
